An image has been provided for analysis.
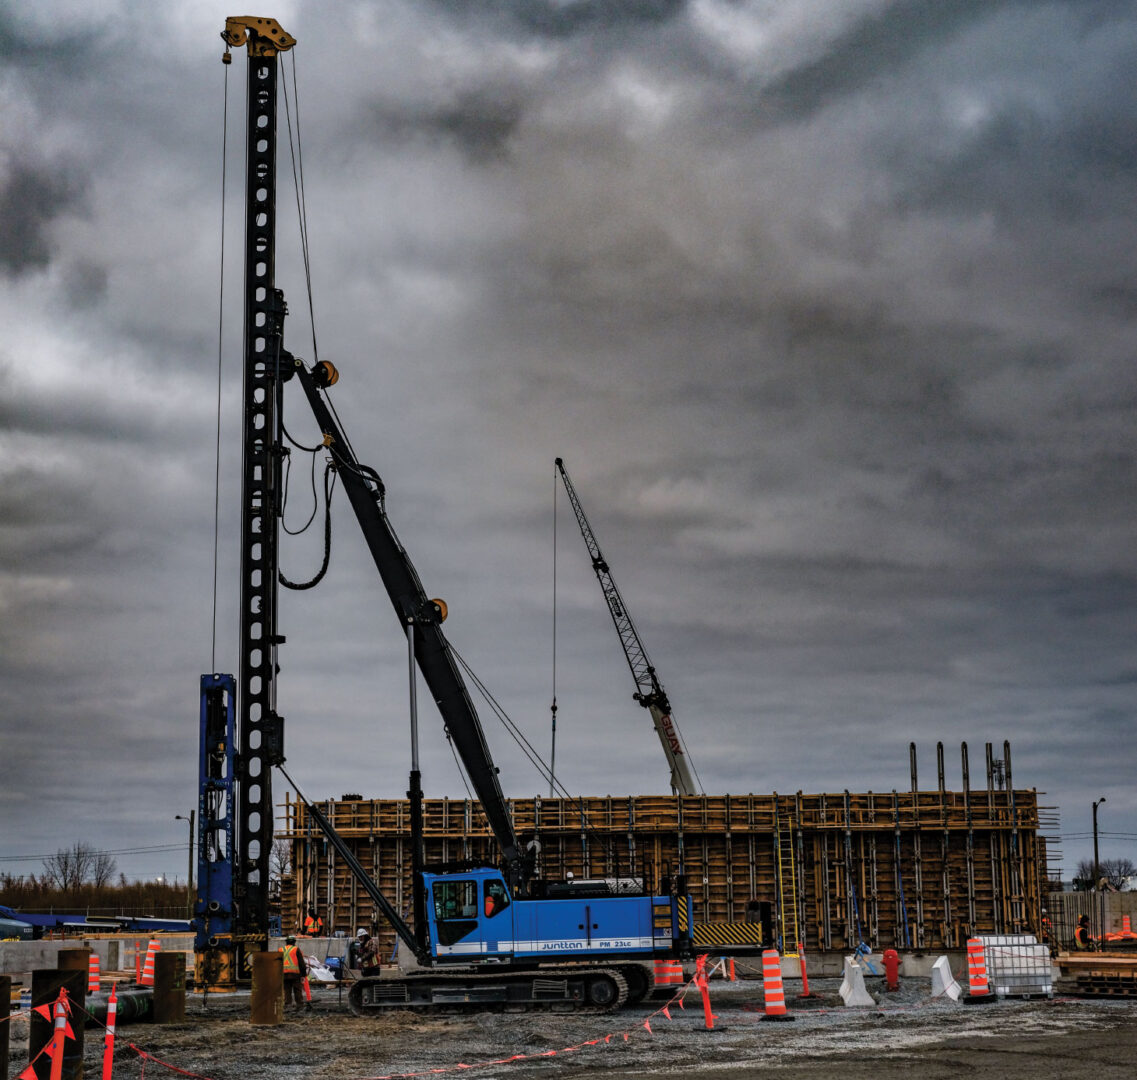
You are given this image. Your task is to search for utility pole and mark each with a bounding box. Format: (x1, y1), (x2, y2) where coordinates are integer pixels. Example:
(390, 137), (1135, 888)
(176, 812), (195, 891)
(1093, 797), (1106, 889)
(176, 812), (195, 917)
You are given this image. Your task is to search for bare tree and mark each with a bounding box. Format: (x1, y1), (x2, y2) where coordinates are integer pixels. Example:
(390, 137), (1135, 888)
(269, 838), (291, 900)
(1075, 857), (1136, 890)
(91, 849), (117, 887)
(42, 842), (117, 890)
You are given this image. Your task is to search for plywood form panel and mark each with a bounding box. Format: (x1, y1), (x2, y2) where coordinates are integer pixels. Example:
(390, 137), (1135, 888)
(281, 790), (1047, 956)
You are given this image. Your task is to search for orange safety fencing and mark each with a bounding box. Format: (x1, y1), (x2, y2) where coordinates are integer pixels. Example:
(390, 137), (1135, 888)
(7, 958), (724, 1080)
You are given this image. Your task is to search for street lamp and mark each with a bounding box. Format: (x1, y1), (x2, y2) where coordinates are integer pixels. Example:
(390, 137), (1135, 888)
(175, 812), (195, 893)
(1092, 797), (1106, 890)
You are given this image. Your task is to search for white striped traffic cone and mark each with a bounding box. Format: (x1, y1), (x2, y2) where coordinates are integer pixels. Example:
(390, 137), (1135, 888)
(761, 948), (794, 1020)
(139, 939), (161, 987)
(966, 938), (989, 997)
(87, 952), (100, 994)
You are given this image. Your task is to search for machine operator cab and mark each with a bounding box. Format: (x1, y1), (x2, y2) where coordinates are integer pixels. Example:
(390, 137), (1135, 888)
(425, 867), (513, 961)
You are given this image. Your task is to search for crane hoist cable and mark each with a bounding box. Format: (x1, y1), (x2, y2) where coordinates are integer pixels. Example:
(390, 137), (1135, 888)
(209, 59), (231, 675)
(280, 60), (372, 477)
(282, 52), (320, 368)
(449, 643), (639, 867)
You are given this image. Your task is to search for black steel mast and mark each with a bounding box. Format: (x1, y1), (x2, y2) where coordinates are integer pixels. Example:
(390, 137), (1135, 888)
(224, 14), (295, 962)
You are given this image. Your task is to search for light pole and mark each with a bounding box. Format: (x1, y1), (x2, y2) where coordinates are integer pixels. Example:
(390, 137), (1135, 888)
(175, 812), (195, 893)
(1092, 797), (1106, 890)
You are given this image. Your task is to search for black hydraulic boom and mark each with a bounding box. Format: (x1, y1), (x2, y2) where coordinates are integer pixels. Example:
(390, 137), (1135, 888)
(288, 355), (526, 889)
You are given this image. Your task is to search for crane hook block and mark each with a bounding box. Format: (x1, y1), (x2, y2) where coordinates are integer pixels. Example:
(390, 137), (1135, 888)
(431, 598), (448, 623)
(221, 16), (296, 57)
(315, 361), (339, 388)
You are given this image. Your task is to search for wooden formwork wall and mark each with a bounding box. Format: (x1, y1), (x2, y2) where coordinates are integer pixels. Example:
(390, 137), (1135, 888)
(280, 789), (1048, 956)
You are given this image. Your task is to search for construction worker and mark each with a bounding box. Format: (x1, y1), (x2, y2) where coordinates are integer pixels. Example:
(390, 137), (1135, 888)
(281, 935), (311, 1011)
(302, 907), (324, 936)
(1074, 914), (1094, 950)
(357, 930), (382, 976)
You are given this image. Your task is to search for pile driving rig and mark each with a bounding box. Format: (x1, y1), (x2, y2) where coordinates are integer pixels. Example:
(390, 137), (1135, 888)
(193, 17), (693, 1011)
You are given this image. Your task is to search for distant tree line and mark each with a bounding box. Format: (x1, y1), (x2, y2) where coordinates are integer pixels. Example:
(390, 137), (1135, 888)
(42, 841), (118, 890)
(0, 841), (189, 916)
(1072, 857), (1136, 891)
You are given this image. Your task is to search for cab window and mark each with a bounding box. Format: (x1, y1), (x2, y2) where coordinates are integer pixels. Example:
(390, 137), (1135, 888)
(433, 879), (478, 921)
(432, 879), (478, 946)
(483, 879), (510, 919)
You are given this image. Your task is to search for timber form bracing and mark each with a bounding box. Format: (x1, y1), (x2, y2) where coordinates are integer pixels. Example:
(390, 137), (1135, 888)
(280, 786), (1053, 956)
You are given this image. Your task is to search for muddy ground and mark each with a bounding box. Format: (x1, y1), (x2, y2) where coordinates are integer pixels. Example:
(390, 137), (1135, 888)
(7, 978), (1136, 1080)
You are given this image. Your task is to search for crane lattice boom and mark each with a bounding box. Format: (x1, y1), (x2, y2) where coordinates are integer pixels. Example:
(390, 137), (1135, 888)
(555, 459), (700, 796)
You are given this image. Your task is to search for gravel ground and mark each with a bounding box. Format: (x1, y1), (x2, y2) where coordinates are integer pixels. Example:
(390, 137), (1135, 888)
(7, 977), (1136, 1080)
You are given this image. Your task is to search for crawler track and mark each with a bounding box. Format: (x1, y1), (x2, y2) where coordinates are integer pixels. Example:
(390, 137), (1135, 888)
(348, 966), (629, 1014)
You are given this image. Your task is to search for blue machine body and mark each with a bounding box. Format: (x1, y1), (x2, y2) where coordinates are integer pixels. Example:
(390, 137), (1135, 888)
(423, 867), (684, 964)
(194, 674), (237, 952)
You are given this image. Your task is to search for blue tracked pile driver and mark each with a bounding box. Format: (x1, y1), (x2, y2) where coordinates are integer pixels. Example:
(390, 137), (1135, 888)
(196, 16), (694, 1011)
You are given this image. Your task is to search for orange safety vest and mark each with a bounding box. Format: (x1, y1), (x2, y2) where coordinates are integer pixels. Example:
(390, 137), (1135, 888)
(281, 944), (302, 974)
(303, 914), (323, 935)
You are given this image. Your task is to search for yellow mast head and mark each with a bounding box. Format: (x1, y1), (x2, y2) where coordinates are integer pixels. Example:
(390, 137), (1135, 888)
(221, 16), (295, 61)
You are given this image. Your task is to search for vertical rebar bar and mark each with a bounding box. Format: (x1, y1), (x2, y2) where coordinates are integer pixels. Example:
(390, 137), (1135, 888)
(962, 741), (976, 936)
(938, 742), (951, 947)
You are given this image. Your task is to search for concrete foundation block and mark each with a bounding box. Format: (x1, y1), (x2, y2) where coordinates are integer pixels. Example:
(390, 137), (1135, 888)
(839, 957), (876, 1007)
(931, 955), (961, 1000)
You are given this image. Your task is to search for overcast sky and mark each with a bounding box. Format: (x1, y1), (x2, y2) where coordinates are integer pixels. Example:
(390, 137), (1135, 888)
(1, 0), (1134, 888)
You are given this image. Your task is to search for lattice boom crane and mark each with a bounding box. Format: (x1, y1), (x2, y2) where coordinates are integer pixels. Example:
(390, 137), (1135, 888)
(555, 459), (701, 797)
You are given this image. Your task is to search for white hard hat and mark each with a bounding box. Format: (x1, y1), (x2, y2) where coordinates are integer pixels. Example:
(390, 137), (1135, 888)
(356, 928), (368, 938)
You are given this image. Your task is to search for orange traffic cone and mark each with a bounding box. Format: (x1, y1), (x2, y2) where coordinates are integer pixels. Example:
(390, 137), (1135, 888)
(966, 938), (989, 997)
(761, 948), (794, 1021)
(139, 940), (161, 987)
(88, 952), (100, 994)
(652, 959), (684, 989)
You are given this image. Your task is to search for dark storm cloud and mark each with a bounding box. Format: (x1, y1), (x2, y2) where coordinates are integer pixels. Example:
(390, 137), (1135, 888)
(431, 0), (687, 39)
(1, 0), (1135, 881)
(0, 7), (98, 63)
(62, 259), (109, 308)
(0, 388), (156, 444)
(1091, 284), (1137, 319)
(759, 0), (1024, 122)
(0, 159), (85, 276)
(366, 88), (527, 162)
(893, 86), (1137, 229)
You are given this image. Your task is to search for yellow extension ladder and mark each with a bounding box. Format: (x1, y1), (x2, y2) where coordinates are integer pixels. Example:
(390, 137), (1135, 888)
(774, 802), (800, 958)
